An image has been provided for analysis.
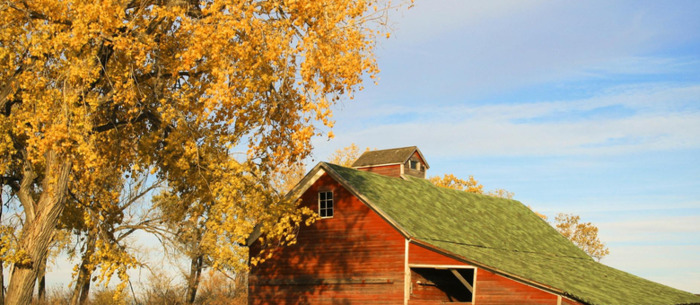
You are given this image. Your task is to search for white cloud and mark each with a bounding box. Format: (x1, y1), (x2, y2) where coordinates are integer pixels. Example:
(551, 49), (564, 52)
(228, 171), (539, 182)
(328, 83), (700, 158)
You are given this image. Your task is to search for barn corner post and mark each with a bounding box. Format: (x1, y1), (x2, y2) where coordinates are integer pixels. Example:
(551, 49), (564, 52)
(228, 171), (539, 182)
(404, 238), (410, 305)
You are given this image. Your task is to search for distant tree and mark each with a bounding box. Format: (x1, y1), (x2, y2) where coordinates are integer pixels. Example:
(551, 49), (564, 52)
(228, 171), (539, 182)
(428, 173), (553, 220)
(328, 144), (371, 167)
(486, 188), (515, 199)
(429, 174), (484, 194)
(554, 213), (610, 261)
(270, 163), (308, 195)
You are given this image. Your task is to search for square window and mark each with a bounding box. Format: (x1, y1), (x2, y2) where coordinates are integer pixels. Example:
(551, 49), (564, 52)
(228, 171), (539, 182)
(319, 191), (334, 218)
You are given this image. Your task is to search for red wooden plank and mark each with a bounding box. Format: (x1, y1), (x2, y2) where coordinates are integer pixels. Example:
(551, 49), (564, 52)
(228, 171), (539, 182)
(249, 173), (406, 305)
(356, 164), (402, 177)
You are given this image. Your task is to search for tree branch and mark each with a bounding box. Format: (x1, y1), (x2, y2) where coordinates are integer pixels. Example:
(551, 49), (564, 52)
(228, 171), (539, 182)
(91, 110), (161, 134)
(17, 159), (37, 224)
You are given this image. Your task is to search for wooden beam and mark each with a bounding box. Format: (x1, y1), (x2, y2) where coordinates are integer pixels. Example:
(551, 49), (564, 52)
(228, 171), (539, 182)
(256, 278), (394, 286)
(450, 269), (474, 293)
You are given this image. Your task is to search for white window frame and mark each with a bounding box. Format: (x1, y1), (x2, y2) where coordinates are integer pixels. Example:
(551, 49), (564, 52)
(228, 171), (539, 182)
(408, 264), (477, 302)
(318, 191), (334, 218)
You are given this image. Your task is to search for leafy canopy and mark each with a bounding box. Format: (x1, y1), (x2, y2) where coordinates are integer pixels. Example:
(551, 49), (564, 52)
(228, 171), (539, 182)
(1, 0), (398, 302)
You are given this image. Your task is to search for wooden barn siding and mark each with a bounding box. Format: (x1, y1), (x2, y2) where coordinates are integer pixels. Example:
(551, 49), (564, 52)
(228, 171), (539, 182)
(476, 268), (563, 305)
(356, 164), (402, 177)
(409, 243), (583, 305)
(409, 243), (470, 266)
(249, 173), (406, 305)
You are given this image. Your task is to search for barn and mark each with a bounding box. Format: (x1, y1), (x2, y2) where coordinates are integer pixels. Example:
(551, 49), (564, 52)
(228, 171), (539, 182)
(248, 146), (700, 305)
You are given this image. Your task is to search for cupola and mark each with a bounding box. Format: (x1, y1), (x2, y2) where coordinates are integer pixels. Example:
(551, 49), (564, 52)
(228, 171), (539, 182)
(351, 146), (429, 178)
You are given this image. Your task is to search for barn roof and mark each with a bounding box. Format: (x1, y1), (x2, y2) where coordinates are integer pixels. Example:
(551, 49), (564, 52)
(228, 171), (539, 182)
(351, 146), (429, 168)
(303, 162), (700, 305)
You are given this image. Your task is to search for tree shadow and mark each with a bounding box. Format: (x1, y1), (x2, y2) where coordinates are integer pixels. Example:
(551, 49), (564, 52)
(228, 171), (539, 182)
(249, 173), (404, 305)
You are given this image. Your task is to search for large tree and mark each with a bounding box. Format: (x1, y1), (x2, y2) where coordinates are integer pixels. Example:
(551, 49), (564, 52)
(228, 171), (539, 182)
(0, 0), (391, 303)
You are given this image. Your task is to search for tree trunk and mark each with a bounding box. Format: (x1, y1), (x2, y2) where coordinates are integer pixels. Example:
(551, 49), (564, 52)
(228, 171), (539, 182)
(1, 258), (4, 305)
(4, 154), (71, 305)
(69, 230), (97, 305)
(1, 200), (5, 305)
(185, 255), (203, 304)
(37, 255), (47, 303)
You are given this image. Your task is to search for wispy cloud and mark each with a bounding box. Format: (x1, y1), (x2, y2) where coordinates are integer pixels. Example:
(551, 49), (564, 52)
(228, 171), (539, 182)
(327, 83), (700, 158)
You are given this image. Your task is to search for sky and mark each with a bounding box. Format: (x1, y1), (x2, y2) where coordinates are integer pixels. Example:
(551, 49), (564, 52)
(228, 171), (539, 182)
(310, 0), (700, 293)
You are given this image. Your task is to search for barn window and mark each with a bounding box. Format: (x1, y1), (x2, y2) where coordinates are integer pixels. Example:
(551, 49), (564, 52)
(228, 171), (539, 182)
(409, 160), (420, 170)
(319, 191), (333, 218)
(410, 267), (475, 302)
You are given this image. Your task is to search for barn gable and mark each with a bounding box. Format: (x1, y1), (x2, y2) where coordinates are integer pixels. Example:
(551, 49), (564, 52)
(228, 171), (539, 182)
(250, 161), (700, 305)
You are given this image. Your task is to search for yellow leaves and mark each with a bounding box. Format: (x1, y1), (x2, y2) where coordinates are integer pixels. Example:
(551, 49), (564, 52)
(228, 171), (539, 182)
(2, 0), (406, 293)
(328, 143), (370, 167)
(554, 213), (610, 261)
(487, 188), (515, 199)
(0, 224), (30, 265)
(430, 174), (485, 194)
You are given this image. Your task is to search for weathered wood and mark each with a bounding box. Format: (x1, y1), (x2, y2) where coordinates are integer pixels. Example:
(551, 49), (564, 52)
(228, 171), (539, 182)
(249, 173), (406, 305)
(451, 269), (474, 293)
(256, 278), (394, 286)
(356, 164), (402, 177)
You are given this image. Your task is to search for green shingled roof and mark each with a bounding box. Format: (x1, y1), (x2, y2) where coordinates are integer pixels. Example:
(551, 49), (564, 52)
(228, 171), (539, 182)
(321, 162), (700, 305)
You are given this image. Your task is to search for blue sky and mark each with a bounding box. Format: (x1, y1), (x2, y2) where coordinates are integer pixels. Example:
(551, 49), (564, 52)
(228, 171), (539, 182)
(311, 0), (700, 293)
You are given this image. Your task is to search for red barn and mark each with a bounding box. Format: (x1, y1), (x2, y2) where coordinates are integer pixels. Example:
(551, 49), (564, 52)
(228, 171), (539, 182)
(249, 147), (700, 305)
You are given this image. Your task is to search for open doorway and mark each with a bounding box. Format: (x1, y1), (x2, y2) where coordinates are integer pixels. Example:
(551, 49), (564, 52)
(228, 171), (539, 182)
(410, 267), (475, 303)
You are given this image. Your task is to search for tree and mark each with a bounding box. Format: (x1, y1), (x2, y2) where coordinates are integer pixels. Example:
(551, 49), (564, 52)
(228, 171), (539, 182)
(554, 213), (610, 261)
(0, 0), (394, 303)
(486, 188), (514, 199)
(429, 174), (485, 194)
(63, 172), (165, 305)
(328, 143), (370, 167)
(270, 162), (308, 195)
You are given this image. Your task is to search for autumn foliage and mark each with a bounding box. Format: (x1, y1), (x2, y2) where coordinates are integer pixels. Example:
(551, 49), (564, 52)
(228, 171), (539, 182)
(0, 0), (397, 303)
(429, 174), (484, 194)
(554, 213), (610, 261)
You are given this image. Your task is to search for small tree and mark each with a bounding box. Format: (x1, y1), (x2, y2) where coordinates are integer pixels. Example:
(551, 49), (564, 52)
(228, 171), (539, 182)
(554, 213), (610, 261)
